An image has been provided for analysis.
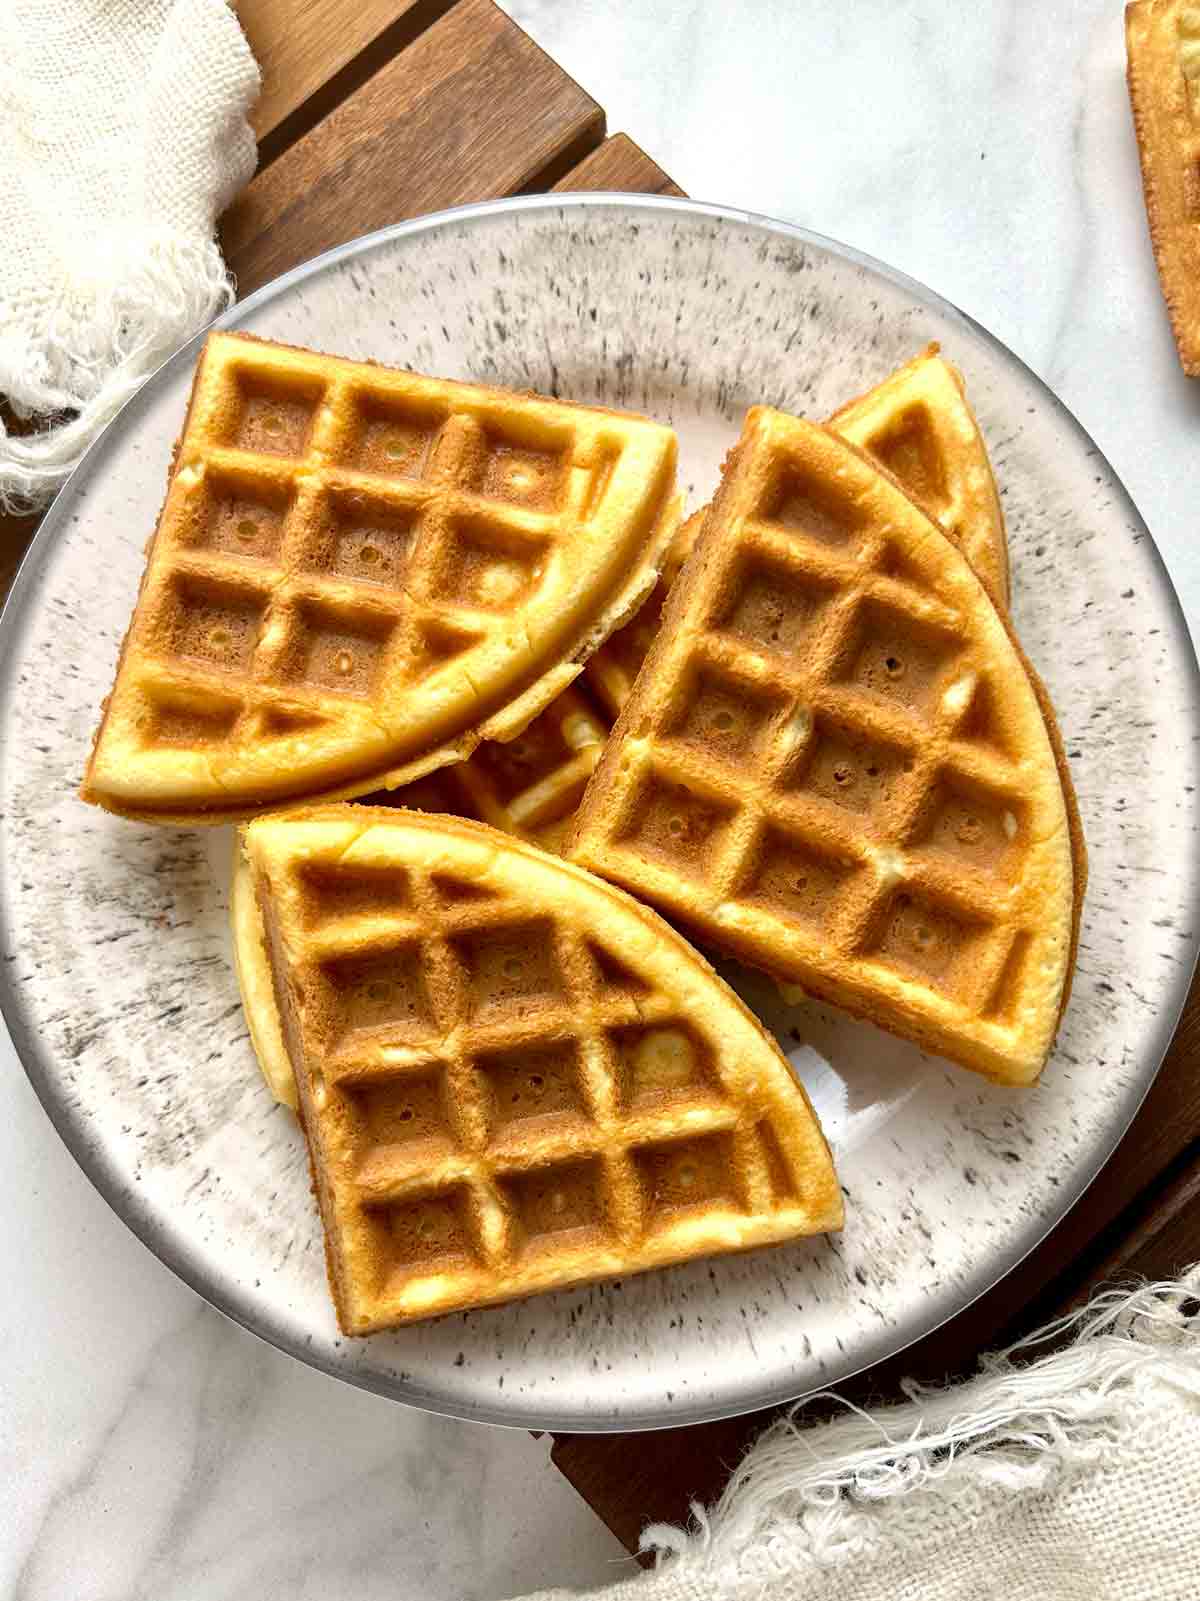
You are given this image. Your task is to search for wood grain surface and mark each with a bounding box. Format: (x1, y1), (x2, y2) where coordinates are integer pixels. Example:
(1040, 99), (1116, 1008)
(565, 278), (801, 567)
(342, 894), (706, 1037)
(222, 0), (605, 295)
(235, 0), (456, 157)
(0, 398), (53, 599)
(553, 133), (685, 197)
(1072, 1152), (1200, 1303)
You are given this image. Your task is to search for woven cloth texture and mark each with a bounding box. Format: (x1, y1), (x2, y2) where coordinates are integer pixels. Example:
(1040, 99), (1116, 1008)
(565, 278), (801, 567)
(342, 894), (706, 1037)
(517, 1274), (1200, 1601)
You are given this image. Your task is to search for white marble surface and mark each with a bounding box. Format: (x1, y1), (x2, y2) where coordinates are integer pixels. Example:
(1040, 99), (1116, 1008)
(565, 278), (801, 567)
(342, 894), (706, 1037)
(2, 2), (1197, 1597)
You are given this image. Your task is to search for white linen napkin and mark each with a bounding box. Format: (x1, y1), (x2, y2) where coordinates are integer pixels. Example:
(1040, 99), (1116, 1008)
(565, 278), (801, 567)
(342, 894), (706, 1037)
(0, 0), (259, 512)
(518, 1271), (1200, 1601)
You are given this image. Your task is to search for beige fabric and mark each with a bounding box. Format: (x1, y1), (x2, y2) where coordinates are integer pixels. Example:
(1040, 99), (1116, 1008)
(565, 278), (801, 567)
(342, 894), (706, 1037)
(0, 0), (259, 510)
(517, 1274), (1200, 1601)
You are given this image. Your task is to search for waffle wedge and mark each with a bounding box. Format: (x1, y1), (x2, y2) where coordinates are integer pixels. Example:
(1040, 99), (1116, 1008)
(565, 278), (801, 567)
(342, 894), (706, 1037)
(348, 681), (607, 856)
(239, 807), (842, 1331)
(369, 513), (704, 854)
(828, 345), (1009, 607)
(82, 333), (679, 822)
(570, 409), (1085, 1086)
(1127, 0), (1200, 375)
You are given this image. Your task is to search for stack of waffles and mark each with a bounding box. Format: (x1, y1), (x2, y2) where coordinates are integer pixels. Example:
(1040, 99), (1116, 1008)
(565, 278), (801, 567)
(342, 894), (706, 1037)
(85, 331), (1084, 1332)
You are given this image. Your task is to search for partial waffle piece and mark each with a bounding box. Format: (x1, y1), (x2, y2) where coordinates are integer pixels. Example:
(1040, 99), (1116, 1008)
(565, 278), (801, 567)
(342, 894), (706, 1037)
(240, 807), (842, 1332)
(82, 332), (678, 822)
(1127, 0), (1200, 375)
(360, 683), (608, 855)
(357, 514), (699, 857)
(571, 409), (1085, 1086)
(827, 345), (1009, 608)
(230, 685), (612, 1113)
(429, 685), (606, 853)
(360, 349), (1005, 855)
(231, 841), (300, 1109)
(590, 347), (1008, 681)
(585, 509), (705, 717)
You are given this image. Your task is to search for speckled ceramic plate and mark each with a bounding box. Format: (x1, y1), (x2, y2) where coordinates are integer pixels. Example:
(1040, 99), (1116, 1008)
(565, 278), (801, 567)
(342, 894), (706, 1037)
(2, 197), (1198, 1431)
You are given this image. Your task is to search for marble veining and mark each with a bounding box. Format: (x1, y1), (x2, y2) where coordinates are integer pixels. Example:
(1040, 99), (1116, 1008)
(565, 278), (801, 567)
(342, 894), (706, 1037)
(4, 3), (1200, 1595)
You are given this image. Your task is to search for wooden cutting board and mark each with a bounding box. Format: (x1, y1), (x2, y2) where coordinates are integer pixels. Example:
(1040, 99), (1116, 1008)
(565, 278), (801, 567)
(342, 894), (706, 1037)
(2, 0), (1197, 1563)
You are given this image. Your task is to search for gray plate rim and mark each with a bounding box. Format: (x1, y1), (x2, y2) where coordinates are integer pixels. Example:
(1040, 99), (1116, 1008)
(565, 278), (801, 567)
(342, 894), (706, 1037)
(2, 192), (1198, 1432)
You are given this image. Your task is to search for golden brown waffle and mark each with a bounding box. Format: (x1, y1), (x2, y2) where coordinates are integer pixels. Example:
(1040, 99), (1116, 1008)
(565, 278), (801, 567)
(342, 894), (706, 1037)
(570, 408), (1084, 1086)
(231, 841), (299, 1109)
(1127, 0), (1200, 375)
(585, 509), (705, 717)
(344, 513), (700, 865)
(240, 807), (842, 1332)
(321, 349), (1006, 865)
(82, 332), (679, 822)
(369, 684), (610, 854)
(587, 346), (1009, 719)
(437, 685), (606, 852)
(828, 345), (1009, 607)
(231, 685), (612, 1115)
(231, 684), (613, 1110)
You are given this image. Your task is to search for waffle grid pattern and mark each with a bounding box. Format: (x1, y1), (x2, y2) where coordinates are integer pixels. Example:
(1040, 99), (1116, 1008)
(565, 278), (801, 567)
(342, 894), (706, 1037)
(250, 813), (839, 1329)
(1126, 0), (1200, 375)
(383, 685), (609, 850)
(573, 415), (1073, 1075)
(829, 347), (1008, 608)
(86, 333), (676, 815)
(139, 358), (602, 741)
(314, 869), (800, 1315)
(449, 685), (608, 844)
(378, 518), (699, 848)
(367, 360), (1003, 857)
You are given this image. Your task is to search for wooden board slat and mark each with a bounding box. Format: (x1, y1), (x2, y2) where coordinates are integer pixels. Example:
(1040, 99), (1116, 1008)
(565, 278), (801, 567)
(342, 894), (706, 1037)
(0, 512), (41, 602)
(552, 964), (1200, 1557)
(552, 1429), (736, 1563)
(222, 0), (605, 296)
(552, 133), (683, 197)
(235, 0), (452, 148)
(1070, 1153), (1200, 1298)
(1, 400), (51, 601)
